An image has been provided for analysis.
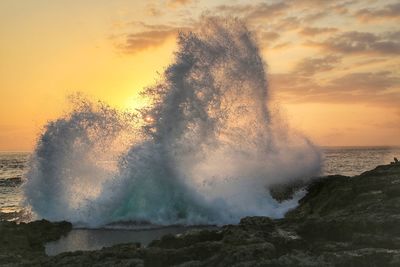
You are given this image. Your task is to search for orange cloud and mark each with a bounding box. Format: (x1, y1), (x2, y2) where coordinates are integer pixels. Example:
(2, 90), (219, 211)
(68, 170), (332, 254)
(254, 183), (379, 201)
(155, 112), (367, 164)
(299, 27), (338, 36)
(356, 3), (400, 22)
(310, 31), (400, 55)
(293, 55), (341, 76)
(215, 2), (289, 21)
(270, 71), (400, 106)
(272, 42), (291, 50)
(167, 0), (193, 8)
(115, 23), (192, 54)
(259, 31), (280, 46)
(118, 29), (178, 54)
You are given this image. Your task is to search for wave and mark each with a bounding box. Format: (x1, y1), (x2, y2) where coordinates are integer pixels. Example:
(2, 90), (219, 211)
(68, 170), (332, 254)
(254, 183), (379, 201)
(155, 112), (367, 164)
(23, 17), (321, 227)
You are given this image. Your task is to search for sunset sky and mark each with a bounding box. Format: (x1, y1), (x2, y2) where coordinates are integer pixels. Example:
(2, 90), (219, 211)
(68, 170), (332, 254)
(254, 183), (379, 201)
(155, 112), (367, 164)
(0, 0), (399, 151)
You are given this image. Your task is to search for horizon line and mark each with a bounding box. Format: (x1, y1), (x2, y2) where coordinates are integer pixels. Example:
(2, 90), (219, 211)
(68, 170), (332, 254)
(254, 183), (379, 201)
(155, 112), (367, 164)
(1, 145), (400, 153)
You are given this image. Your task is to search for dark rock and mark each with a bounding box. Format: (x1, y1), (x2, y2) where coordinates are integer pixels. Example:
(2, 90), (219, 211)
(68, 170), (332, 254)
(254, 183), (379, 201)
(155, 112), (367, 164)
(269, 179), (306, 202)
(0, 219), (71, 265)
(148, 229), (223, 249)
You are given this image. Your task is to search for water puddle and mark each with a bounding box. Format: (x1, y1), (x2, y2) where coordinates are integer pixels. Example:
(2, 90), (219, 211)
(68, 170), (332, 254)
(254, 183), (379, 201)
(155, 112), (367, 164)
(45, 226), (216, 256)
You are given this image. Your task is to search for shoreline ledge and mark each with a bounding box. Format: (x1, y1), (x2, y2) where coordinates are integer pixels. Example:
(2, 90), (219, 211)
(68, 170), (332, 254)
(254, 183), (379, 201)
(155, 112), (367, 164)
(1, 162), (400, 266)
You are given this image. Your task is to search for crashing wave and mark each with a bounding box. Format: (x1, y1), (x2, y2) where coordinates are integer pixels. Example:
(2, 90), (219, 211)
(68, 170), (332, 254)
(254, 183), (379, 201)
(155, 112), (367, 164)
(23, 18), (321, 227)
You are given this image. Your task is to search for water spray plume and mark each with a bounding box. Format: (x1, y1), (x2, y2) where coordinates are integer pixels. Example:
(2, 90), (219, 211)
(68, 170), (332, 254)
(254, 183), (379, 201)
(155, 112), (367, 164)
(23, 18), (321, 227)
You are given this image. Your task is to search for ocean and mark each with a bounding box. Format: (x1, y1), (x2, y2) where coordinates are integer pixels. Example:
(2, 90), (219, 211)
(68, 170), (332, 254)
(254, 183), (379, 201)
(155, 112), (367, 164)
(1, 147), (399, 222)
(0, 152), (28, 218)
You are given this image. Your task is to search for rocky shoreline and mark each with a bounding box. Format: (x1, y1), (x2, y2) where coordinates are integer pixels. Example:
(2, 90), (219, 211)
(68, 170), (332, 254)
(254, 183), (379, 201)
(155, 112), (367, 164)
(1, 162), (400, 266)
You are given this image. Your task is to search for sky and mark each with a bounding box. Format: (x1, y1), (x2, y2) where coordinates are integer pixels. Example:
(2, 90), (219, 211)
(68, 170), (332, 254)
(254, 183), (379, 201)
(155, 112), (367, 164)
(0, 0), (399, 151)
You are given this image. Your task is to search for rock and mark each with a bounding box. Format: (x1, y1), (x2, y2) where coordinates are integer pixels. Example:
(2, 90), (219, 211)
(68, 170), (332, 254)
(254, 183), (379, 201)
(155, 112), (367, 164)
(269, 179), (306, 202)
(2, 163), (400, 266)
(43, 243), (143, 267)
(0, 219), (72, 265)
(148, 229), (223, 249)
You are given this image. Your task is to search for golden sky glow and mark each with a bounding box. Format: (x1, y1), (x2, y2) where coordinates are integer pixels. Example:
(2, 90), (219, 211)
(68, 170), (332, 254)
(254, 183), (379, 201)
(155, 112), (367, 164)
(0, 0), (399, 151)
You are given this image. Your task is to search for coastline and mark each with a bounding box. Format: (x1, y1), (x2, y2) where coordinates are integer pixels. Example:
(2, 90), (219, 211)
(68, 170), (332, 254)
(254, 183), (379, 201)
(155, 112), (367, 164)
(1, 162), (400, 266)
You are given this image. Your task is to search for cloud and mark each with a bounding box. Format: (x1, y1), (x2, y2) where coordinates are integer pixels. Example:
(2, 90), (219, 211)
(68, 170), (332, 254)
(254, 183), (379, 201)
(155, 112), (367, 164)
(215, 2), (289, 21)
(272, 42), (291, 50)
(356, 58), (388, 67)
(302, 11), (328, 22)
(292, 0), (346, 5)
(273, 16), (302, 31)
(356, 3), (400, 22)
(146, 6), (162, 17)
(311, 31), (400, 55)
(116, 26), (182, 54)
(289, 0), (355, 10)
(299, 27), (338, 36)
(293, 55), (341, 76)
(330, 71), (399, 91)
(114, 2), (399, 109)
(260, 31), (280, 44)
(168, 0), (193, 8)
(269, 73), (318, 102)
(384, 30), (400, 39)
(324, 72), (400, 105)
(270, 71), (400, 106)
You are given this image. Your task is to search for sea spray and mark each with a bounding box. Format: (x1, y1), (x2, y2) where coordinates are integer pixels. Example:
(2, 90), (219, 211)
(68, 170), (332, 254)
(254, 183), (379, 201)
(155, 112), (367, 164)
(23, 97), (136, 222)
(23, 18), (321, 226)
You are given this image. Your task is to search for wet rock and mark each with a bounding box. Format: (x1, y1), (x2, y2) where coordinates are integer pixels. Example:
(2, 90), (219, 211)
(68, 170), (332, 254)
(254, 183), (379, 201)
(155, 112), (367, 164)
(144, 241), (222, 267)
(43, 243), (143, 267)
(0, 219), (71, 265)
(269, 179), (306, 202)
(148, 229), (223, 249)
